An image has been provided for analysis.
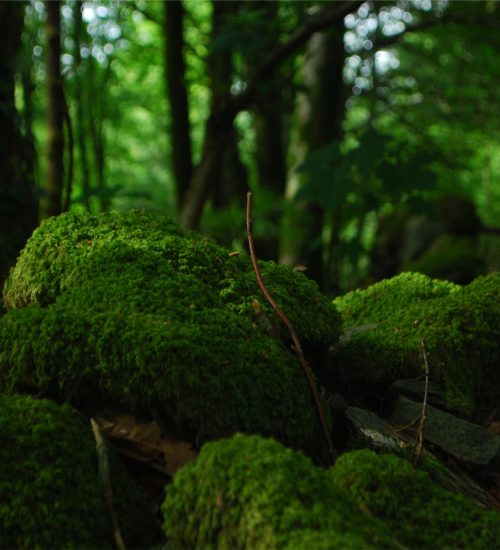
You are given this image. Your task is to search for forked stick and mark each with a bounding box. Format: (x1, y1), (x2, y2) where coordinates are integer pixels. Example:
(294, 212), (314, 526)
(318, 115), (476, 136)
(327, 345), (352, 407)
(246, 192), (337, 462)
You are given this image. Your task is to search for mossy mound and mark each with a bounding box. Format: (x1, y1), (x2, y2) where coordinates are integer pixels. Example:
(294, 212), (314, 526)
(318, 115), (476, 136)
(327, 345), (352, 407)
(162, 434), (396, 549)
(0, 393), (161, 548)
(332, 272), (500, 418)
(331, 449), (500, 549)
(403, 233), (484, 284)
(0, 211), (341, 451)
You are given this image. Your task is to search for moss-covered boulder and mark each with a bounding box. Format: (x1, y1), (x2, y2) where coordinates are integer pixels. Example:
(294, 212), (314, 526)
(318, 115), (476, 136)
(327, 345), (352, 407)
(0, 211), (341, 451)
(332, 272), (500, 418)
(331, 449), (500, 549)
(403, 234), (484, 284)
(162, 434), (396, 549)
(0, 393), (161, 548)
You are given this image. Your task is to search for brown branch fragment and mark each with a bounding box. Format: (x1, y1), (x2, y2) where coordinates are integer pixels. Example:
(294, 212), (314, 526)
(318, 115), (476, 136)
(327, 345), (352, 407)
(246, 192), (337, 463)
(90, 418), (126, 550)
(412, 341), (430, 466)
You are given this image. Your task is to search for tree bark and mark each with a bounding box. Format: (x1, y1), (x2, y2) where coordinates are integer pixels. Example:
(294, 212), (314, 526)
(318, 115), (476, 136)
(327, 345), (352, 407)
(73, 0), (92, 211)
(280, 21), (347, 291)
(0, 1), (38, 303)
(250, 1), (287, 261)
(164, 0), (192, 210)
(209, 1), (248, 212)
(179, 1), (362, 230)
(42, 0), (64, 219)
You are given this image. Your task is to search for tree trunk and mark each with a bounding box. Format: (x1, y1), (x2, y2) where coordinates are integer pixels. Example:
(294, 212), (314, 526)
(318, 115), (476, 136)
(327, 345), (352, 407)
(164, 0), (192, 211)
(88, 55), (110, 212)
(179, 1), (359, 231)
(179, 107), (235, 229)
(73, 0), (92, 211)
(0, 2), (38, 305)
(249, 1), (287, 261)
(280, 21), (346, 291)
(42, 0), (64, 219)
(209, 1), (248, 213)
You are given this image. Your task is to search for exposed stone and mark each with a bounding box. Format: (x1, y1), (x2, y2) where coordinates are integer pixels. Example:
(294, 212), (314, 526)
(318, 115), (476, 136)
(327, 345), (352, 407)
(391, 395), (500, 470)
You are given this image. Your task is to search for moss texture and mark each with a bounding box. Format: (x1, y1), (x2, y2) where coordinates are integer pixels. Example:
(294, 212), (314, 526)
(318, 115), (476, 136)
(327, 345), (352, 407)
(162, 434), (396, 549)
(0, 393), (161, 549)
(0, 211), (341, 451)
(332, 272), (500, 418)
(331, 449), (500, 549)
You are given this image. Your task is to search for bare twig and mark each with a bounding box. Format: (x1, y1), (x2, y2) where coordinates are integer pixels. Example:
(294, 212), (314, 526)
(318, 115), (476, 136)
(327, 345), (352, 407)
(412, 341), (430, 465)
(246, 192), (337, 463)
(90, 418), (126, 550)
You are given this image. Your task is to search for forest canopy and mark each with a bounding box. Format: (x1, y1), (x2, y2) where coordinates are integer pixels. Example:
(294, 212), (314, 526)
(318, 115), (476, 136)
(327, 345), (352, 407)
(1, 0), (499, 301)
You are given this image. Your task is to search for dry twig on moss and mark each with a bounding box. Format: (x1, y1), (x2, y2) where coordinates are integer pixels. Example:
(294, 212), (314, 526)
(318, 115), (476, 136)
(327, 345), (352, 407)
(412, 340), (430, 465)
(90, 418), (126, 550)
(246, 192), (337, 463)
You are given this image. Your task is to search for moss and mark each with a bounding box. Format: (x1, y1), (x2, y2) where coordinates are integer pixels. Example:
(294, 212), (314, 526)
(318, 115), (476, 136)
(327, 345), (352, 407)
(2, 211), (338, 350)
(403, 233), (485, 284)
(162, 434), (396, 549)
(330, 449), (500, 549)
(332, 272), (500, 418)
(0, 211), (341, 451)
(0, 393), (161, 549)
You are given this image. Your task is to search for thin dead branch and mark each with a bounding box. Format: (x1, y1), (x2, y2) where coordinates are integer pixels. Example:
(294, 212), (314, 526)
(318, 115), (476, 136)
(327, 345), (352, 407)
(246, 192), (337, 463)
(90, 418), (126, 550)
(413, 340), (430, 465)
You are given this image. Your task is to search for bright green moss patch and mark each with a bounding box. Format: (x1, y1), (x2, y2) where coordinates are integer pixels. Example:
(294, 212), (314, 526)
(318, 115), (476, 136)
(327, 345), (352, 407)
(330, 449), (500, 549)
(0, 211), (341, 451)
(332, 272), (500, 418)
(0, 393), (161, 549)
(162, 434), (396, 549)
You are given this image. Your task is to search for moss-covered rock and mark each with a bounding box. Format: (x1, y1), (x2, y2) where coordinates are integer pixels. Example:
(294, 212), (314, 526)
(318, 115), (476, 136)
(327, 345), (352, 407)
(331, 449), (500, 549)
(0, 393), (161, 548)
(332, 272), (500, 418)
(0, 211), (341, 451)
(162, 434), (396, 549)
(403, 233), (484, 284)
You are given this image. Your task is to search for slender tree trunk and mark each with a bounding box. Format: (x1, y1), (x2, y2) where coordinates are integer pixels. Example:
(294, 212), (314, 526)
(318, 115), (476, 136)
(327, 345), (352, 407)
(179, 108), (235, 229)
(73, 0), (92, 211)
(42, 0), (64, 219)
(88, 56), (110, 212)
(0, 2), (38, 304)
(280, 21), (346, 291)
(209, 1), (248, 212)
(179, 1), (359, 231)
(250, 1), (288, 261)
(21, 51), (37, 193)
(164, 0), (192, 210)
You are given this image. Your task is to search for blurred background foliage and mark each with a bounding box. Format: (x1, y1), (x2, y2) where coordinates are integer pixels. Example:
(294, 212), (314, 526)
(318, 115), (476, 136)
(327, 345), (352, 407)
(1, 0), (499, 301)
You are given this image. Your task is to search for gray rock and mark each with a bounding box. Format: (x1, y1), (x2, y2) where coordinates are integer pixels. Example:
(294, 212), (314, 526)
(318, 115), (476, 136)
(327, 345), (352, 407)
(385, 378), (451, 412)
(345, 406), (412, 454)
(390, 396), (500, 469)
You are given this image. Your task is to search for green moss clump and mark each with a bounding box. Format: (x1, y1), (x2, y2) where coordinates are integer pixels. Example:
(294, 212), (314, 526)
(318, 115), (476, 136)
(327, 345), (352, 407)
(0, 211), (341, 451)
(330, 449), (500, 549)
(0, 393), (161, 549)
(2, 211), (339, 351)
(332, 272), (500, 417)
(403, 234), (484, 284)
(162, 434), (396, 549)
